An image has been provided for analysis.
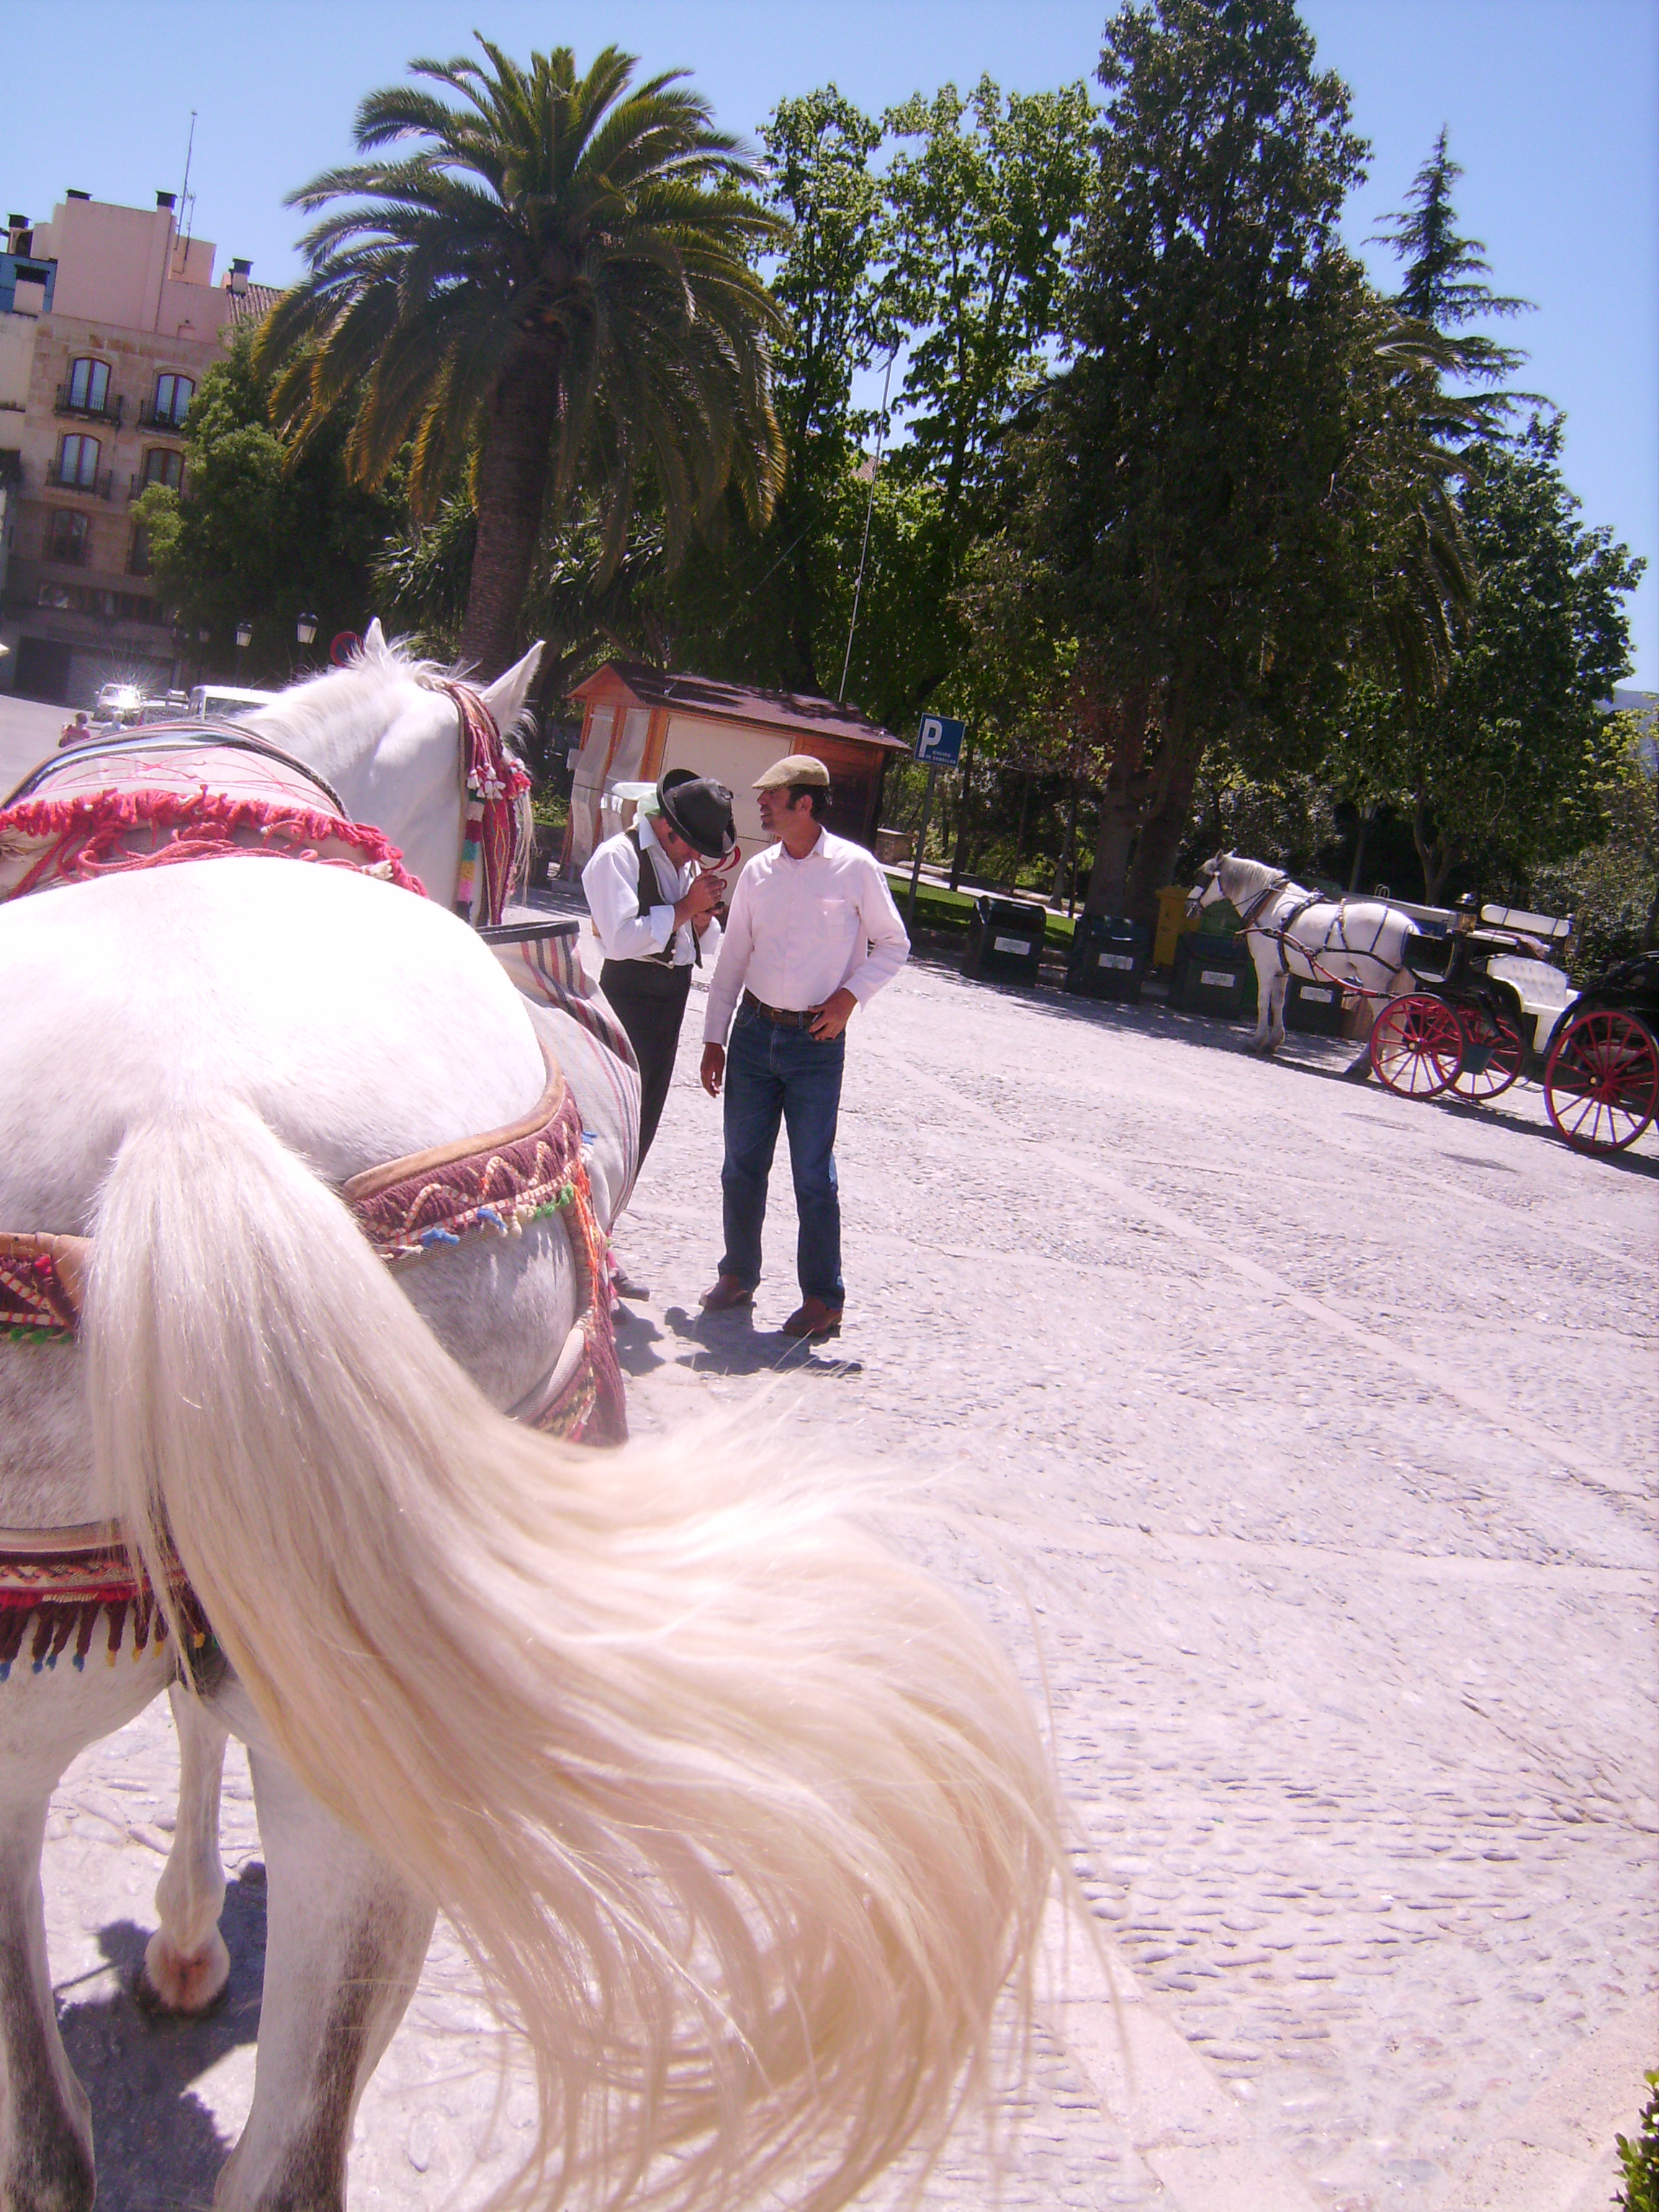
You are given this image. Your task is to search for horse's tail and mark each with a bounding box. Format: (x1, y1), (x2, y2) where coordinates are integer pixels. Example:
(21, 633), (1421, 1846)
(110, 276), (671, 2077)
(87, 1099), (1061, 2212)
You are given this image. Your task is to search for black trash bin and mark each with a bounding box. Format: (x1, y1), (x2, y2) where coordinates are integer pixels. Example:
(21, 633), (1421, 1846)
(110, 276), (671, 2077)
(1174, 933), (1258, 1020)
(963, 896), (1049, 984)
(1283, 974), (1351, 1035)
(1065, 913), (1147, 1001)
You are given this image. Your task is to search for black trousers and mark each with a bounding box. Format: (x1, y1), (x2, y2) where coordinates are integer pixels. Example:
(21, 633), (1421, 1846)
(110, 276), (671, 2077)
(600, 958), (694, 1164)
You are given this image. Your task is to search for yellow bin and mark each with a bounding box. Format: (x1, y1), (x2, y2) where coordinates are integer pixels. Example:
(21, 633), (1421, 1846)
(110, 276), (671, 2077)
(1153, 884), (1197, 968)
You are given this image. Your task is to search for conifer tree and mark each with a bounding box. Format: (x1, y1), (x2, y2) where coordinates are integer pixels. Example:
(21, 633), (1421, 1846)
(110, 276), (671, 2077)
(1372, 128), (1532, 413)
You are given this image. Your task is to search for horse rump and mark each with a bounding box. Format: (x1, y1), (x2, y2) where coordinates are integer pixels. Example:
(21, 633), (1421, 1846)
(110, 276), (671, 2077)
(86, 1097), (1063, 2211)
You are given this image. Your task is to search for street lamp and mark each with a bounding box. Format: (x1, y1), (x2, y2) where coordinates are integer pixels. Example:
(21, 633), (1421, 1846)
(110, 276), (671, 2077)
(235, 619), (252, 685)
(296, 610), (318, 648)
(196, 626), (210, 684)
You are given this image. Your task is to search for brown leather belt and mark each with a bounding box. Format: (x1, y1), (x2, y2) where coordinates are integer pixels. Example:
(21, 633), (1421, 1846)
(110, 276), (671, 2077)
(742, 990), (816, 1030)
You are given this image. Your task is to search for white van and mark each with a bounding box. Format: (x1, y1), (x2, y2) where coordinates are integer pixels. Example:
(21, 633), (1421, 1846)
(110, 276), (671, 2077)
(187, 683), (279, 722)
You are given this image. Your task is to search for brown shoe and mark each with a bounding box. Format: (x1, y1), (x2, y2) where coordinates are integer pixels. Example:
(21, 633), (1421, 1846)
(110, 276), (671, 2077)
(699, 1274), (754, 1312)
(781, 1297), (843, 1341)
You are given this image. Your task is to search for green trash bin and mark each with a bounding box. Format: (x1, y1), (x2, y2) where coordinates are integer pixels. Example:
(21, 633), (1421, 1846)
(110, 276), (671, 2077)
(963, 896), (1048, 984)
(1174, 934), (1258, 1020)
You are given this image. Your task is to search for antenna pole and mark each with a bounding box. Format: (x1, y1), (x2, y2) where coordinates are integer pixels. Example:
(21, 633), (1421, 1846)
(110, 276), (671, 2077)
(838, 346), (895, 704)
(176, 111), (197, 271)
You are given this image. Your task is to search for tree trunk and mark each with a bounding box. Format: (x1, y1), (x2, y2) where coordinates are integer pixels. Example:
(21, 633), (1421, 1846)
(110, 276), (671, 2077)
(1123, 730), (1206, 927)
(1013, 772), (1030, 871)
(948, 737), (976, 892)
(1412, 793), (1455, 906)
(457, 343), (560, 680)
(1347, 805), (1375, 894)
(1083, 683), (1151, 918)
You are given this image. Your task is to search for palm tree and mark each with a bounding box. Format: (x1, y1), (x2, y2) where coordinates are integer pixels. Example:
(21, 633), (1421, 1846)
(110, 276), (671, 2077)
(259, 38), (786, 677)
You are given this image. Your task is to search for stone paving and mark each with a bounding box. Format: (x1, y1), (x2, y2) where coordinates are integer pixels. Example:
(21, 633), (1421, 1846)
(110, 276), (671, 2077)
(19, 862), (1659, 2208)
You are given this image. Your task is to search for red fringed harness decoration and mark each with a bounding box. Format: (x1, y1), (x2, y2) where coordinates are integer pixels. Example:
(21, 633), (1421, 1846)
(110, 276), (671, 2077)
(0, 1527), (210, 1682)
(0, 727), (428, 902)
(439, 679), (531, 928)
(343, 1040), (624, 1447)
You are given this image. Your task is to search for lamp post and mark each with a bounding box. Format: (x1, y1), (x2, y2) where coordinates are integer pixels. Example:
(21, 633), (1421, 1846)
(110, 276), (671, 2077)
(295, 609), (318, 677)
(196, 627), (210, 684)
(235, 619), (251, 685)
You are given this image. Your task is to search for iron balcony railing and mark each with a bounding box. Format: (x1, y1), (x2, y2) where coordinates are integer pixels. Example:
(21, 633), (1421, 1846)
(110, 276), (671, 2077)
(55, 384), (124, 428)
(44, 540), (91, 569)
(46, 459), (113, 498)
(128, 472), (186, 505)
(137, 397), (190, 432)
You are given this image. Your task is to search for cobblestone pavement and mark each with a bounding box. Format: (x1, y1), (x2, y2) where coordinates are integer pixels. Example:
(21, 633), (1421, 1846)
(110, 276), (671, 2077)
(35, 944), (1659, 2211)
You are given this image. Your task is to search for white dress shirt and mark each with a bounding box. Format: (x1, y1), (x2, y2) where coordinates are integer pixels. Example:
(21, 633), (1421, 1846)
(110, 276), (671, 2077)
(583, 814), (720, 968)
(703, 828), (909, 1043)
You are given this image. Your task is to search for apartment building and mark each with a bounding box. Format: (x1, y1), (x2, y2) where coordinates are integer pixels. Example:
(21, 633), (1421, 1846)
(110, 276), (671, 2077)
(0, 189), (274, 705)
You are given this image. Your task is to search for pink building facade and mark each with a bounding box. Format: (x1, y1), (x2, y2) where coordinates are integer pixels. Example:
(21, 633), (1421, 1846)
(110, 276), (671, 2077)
(0, 191), (271, 706)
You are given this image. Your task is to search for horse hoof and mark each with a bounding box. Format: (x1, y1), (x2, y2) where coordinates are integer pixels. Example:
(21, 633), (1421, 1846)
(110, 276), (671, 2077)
(137, 1928), (231, 2015)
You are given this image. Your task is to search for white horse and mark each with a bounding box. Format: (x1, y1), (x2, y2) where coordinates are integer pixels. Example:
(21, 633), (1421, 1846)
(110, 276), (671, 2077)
(1187, 850), (1422, 1056)
(0, 643), (1061, 2207)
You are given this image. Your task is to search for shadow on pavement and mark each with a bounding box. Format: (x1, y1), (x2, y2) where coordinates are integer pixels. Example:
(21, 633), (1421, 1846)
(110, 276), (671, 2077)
(56, 1863), (267, 2210)
(613, 1308), (670, 1377)
(1282, 1056), (1659, 1175)
(660, 1306), (863, 1378)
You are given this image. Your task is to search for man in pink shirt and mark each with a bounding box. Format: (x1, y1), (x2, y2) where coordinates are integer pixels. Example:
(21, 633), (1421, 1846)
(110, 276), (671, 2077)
(698, 755), (909, 1339)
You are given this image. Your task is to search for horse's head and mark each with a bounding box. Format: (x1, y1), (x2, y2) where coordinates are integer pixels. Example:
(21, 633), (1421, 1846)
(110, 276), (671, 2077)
(249, 622), (543, 916)
(1186, 852), (1230, 920)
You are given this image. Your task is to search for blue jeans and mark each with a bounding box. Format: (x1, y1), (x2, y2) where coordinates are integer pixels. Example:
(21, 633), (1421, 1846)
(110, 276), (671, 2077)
(719, 1004), (845, 1305)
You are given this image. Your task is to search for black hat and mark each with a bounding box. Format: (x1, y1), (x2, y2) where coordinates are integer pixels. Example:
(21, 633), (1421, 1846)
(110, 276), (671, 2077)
(657, 768), (736, 860)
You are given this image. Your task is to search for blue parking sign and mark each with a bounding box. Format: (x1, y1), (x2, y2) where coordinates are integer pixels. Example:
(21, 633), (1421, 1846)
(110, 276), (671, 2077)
(914, 714), (965, 765)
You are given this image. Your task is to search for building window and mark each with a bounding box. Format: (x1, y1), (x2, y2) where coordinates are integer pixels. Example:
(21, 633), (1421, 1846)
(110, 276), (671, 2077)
(57, 433), (101, 488)
(66, 358), (110, 413)
(152, 373), (194, 428)
(48, 510), (89, 565)
(129, 522), (152, 575)
(141, 446), (184, 491)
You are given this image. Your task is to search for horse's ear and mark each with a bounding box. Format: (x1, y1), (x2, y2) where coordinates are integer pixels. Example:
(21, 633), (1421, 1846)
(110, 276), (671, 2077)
(482, 643), (543, 736)
(364, 617), (387, 654)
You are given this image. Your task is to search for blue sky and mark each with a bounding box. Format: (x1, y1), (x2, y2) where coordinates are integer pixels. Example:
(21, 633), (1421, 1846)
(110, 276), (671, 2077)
(6, 0), (1653, 685)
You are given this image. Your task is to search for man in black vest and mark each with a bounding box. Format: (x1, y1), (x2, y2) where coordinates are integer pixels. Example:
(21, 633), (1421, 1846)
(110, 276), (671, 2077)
(583, 770), (736, 1283)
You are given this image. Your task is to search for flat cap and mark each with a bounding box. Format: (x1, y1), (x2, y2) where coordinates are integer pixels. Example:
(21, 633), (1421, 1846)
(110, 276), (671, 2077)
(753, 752), (830, 791)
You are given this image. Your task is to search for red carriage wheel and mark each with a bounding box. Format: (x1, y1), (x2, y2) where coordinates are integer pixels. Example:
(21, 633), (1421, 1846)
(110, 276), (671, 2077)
(1369, 994), (1463, 1098)
(1449, 1008), (1527, 1102)
(1544, 1008), (1659, 1154)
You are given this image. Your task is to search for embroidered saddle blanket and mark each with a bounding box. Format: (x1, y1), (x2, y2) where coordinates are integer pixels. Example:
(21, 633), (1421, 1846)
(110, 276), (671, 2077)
(0, 724), (426, 902)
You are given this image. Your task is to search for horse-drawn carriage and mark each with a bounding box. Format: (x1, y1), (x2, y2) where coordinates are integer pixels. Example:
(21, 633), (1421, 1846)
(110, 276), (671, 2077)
(1539, 948), (1659, 1154)
(1365, 902), (1567, 1104)
(1189, 855), (1658, 1157)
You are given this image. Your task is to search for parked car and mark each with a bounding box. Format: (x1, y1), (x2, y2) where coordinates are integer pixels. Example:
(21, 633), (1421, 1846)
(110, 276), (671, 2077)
(94, 682), (147, 725)
(186, 683), (280, 722)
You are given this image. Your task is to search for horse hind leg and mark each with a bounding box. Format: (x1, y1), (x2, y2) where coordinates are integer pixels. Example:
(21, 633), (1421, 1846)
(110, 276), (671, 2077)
(211, 1704), (433, 2212)
(0, 1789), (95, 2211)
(139, 1680), (231, 2016)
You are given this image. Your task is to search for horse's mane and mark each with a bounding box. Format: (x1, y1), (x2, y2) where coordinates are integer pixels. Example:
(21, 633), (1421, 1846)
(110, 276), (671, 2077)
(1217, 852), (1294, 904)
(245, 632), (446, 765)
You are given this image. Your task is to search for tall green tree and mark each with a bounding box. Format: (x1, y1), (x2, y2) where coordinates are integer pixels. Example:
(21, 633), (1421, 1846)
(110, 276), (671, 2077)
(881, 77), (1094, 545)
(260, 37), (786, 678)
(1372, 127), (1532, 415)
(1036, 0), (1391, 920)
(654, 86), (890, 695)
(1354, 415), (1642, 903)
(135, 330), (402, 683)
